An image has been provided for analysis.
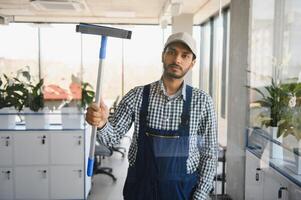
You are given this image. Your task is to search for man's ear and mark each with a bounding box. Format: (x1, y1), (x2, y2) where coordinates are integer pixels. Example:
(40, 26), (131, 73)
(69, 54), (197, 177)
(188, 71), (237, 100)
(189, 59), (196, 69)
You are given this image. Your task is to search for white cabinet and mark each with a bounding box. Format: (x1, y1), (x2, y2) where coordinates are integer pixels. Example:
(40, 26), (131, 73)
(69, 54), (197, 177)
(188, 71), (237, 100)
(262, 169), (288, 200)
(0, 134), (13, 166)
(0, 168), (13, 200)
(245, 151), (264, 200)
(14, 132), (48, 165)
(50, 166), (84, 199)
(245, 149), (298, 200)
(50, 132), (84, 165)
(0, 129), (89, 200)
(15, 167), (49, 199)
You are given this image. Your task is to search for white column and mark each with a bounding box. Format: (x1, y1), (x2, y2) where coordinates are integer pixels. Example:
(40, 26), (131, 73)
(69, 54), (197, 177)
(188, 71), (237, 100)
(171, 14), (194, 85)
(226, 0), (250, 199)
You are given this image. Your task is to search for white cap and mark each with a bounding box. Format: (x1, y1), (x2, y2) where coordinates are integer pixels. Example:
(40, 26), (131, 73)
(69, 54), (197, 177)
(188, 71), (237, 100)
(164, 32), (197, 58)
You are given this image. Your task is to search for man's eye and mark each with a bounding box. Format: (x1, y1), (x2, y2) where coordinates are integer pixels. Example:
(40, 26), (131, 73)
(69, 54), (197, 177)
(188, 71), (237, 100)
(182, 54), (189, 59)
(167, 50), (175, 55)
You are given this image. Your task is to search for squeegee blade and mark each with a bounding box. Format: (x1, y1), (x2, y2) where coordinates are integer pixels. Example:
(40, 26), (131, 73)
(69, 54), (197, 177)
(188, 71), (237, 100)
(76, 23), (132, 39)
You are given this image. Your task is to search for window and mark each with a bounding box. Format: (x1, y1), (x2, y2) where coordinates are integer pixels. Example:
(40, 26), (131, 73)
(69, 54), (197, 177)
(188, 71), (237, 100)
(249, 0), (301, 151)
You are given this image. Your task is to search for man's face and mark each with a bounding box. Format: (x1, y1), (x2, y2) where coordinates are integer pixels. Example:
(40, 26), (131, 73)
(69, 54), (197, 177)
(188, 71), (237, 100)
(162, 42), (196, 79)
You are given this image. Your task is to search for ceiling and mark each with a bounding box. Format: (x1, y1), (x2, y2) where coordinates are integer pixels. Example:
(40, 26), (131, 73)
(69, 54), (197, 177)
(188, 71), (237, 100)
(0, 0), (212, 24)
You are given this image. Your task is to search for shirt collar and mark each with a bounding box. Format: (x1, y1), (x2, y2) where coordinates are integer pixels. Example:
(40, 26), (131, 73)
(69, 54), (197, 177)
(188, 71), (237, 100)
(158, 79), (186, 101)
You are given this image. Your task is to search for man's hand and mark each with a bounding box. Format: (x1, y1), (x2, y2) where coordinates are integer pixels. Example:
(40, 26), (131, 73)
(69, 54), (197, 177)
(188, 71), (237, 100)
(85, 99), (109, 128)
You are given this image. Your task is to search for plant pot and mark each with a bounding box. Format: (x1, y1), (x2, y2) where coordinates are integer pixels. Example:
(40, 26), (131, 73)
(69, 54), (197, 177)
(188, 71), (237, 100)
(61, 107), (84, 129)
(24, 107), (50, 129)
(292, 147), (301, 175)
(0, 107), (17, 129)
(269, 126), (283, 161)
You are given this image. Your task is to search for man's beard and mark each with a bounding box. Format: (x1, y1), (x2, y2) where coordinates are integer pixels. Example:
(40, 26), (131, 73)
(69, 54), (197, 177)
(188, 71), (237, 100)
(163, 63), (189, 79)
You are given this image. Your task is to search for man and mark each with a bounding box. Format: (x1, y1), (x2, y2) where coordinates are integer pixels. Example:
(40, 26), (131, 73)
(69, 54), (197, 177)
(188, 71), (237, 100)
(86, 32), (218, 200)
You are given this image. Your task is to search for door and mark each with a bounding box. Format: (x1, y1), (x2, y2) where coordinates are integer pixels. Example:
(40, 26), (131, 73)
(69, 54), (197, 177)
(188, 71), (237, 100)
(50, 166), (84, 199)
(15, 166), (49, 199)
(50, 131), (84, 165)
(245, 150), (264, 200)
(0, 168), (13, 200)
(14, 132), (49, 165)
(0, 133), (13, 166)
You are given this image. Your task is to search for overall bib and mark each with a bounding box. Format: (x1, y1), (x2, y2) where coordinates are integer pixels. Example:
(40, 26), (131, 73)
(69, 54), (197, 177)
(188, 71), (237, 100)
(123, 84), (198, 200)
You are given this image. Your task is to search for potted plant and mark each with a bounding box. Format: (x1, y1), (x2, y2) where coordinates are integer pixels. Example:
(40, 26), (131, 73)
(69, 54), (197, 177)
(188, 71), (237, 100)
(16, 68), (50, 129)
(61, 75), (95, 129)
(0, 74), (27, 129)
(249, 78), (293, 160)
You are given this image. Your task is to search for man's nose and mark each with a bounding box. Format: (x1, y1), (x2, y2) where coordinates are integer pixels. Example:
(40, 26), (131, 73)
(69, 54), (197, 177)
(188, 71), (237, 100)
(174, 53), (182, 64)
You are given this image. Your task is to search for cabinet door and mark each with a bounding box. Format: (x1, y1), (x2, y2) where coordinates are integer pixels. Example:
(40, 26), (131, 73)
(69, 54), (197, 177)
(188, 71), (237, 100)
(262, 169), (288, 200)
(290, 185), (301, 200)
(0, 134), (13, 166)
(245, 151), (264, 200)
(15, 167), (49, 199)
(0, 168), (13, 200)
(14, 132), (49, 165)
(50, 131), (84, 165)
(50, 166), (84, 199)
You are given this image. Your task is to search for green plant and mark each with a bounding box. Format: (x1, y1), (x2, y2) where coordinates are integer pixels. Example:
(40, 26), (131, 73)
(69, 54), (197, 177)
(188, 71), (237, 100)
(0, 74), (27, 111)
(249, 81), (301, 138)
(81, 82), (95, 109)
(17, 68), (45, 112)
(61, 74), (95, 109)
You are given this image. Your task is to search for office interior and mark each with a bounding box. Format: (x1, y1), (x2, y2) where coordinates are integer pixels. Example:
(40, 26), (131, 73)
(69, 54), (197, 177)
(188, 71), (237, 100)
(0, 0), (301, 199)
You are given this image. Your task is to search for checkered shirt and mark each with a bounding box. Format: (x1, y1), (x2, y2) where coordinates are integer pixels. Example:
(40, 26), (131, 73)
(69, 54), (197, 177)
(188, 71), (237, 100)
(98, 80), (218, 200)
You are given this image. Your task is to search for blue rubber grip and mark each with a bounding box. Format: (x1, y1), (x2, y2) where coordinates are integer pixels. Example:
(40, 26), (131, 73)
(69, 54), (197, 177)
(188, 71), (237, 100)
(99, 36), (107, 59)
(87, 158), (94, 177)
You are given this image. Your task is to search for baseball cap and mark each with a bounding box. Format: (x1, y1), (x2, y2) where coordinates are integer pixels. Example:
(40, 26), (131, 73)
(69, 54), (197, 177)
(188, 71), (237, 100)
(164, 32), (197, 58)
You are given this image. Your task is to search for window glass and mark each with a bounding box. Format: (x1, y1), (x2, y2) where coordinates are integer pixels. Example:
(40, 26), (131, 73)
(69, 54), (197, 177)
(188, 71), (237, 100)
(0, 23), (39, 79)
(249, 0), (301, 152)
(199, 22), (211, 92)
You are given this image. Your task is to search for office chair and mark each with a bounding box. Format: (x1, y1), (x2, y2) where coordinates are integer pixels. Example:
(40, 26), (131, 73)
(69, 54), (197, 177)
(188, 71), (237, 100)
(93, 137), (117, 182)
(209, 145), (232, 200)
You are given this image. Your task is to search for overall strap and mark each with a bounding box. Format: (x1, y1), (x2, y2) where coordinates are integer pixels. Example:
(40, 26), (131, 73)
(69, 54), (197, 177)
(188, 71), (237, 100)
(179, 85), (193, 135)
(139, 84), (151, 133)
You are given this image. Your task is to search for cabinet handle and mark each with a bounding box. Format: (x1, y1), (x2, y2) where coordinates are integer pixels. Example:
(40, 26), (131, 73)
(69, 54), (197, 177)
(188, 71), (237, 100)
(278, 186), (287, 199)
(6, 136), (10, 147)
(42, 135), (46, 145)
(74, 169), (83, 178)
(2, 170), (11, 180)
(6, 170), (11, 180)
(39, 170), (47, 178)
(77, 136), (82, 145)
(255, 168), (261, 181)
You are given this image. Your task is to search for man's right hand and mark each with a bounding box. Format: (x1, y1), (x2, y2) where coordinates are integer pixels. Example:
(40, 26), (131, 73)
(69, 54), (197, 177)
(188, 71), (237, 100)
(85, 100), (109, 129)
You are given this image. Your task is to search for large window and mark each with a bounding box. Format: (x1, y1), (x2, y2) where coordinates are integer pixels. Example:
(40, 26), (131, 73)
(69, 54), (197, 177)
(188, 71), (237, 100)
(249, 0), (301, 151)
(0, 23), (39, 79)
(0, 23), (176, 106)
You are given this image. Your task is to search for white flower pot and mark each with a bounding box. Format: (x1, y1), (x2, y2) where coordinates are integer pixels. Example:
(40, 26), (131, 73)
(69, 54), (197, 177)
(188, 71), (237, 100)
(0, 107), (16, 129)
(269, 126), (283, 161)
(61, 107), (84, 129)
(24, 108), (50, 129)
(293, 146), (301, 175)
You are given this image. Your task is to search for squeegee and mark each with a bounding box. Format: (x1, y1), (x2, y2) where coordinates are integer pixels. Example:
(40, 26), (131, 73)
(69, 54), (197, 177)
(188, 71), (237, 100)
(76, 23), (132, 177)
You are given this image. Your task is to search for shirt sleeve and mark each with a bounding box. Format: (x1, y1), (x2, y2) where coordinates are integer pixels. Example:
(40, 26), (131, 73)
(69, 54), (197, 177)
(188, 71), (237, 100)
(97, 87), (138, 146)
(193, 95), (218, 200)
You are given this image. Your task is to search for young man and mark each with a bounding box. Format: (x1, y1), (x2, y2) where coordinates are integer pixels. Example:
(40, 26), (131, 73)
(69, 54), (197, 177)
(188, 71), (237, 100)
(86, 32), (218, 200)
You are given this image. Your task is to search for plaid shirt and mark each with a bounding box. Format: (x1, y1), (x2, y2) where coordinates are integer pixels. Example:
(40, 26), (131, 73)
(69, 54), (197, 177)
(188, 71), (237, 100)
(98, 80), (218, 200)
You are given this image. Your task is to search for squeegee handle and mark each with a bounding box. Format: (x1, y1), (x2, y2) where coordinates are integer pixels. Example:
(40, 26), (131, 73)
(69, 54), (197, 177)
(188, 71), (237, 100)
(87, 36), (108, 177)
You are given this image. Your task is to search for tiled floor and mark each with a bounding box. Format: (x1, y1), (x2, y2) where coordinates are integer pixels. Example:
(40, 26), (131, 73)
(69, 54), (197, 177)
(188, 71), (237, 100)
(87, 137), (130, 200)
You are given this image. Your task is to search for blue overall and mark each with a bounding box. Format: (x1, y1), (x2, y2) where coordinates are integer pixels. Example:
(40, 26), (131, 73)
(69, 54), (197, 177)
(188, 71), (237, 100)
(123, 84), (198, 200)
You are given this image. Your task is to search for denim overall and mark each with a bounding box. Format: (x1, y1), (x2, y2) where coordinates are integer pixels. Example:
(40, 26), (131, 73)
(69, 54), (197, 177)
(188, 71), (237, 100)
(123, 84), (198, 200)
